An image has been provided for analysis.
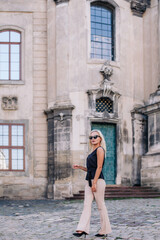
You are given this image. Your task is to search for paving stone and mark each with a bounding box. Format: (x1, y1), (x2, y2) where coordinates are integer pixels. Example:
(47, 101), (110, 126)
(0, 198), (160, 239)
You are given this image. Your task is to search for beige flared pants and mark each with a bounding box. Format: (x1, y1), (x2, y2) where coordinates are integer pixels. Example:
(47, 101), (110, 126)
(76, 179), (112, 235)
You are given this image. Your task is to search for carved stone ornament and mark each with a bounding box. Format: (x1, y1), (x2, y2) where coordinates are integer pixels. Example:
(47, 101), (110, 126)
(100, 61), (113, 81)
(54, 0), (70, 4)
(2, 96), (18, 110)
(130, 0), (150, 17)
(87, 61), (121, 119)
(100, 61), (114, 97)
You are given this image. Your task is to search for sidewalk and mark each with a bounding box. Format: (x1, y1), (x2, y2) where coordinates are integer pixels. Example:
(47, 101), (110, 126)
(0, 198), (160, 240)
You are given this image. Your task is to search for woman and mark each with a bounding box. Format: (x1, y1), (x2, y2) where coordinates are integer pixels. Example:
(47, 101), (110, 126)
(72, 129), (112, 238)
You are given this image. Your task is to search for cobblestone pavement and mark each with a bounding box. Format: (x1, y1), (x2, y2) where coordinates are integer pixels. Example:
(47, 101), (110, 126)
(0, 198), (160, 240)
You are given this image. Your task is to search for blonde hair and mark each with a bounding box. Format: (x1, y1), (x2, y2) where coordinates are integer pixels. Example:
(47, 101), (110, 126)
(89, 129), (107, 155)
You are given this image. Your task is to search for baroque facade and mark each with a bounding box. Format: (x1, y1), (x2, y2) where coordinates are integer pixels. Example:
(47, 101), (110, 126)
(0, 0), (160, 199)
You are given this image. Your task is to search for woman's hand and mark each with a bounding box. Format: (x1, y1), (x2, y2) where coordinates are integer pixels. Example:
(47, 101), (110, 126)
(72, 165), (80, 169)
(91, 182), (96, 192)
(72, 165), (87, 172)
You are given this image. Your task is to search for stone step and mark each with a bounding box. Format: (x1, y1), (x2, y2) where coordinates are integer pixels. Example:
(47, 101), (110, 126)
(79, 189), (159, 193)
(66, 186), (160, 200)
(76, 192), (160, 196)
(66, 195), (160, 200)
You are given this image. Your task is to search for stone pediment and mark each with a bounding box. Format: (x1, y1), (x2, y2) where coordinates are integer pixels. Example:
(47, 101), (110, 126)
(148, 87), (160, 105)
(87, 83), (120, 103)
(132, 86), (160, 115)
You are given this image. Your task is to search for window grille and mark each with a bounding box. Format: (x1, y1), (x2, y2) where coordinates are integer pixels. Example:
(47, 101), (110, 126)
(0, 30), (21, 81)
(96, 97), (113, 113)
(0, 124), (25, 171)
(90, 2), (114, 60)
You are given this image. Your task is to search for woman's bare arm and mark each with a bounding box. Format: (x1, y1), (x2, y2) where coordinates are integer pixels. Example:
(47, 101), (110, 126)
(73, 165), (87, 172)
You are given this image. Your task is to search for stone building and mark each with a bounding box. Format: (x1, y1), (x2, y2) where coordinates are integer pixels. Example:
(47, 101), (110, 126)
(0, 0), (160, 199)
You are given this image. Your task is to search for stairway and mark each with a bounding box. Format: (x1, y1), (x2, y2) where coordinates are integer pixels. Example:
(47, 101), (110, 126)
(66, 186), (160, 200)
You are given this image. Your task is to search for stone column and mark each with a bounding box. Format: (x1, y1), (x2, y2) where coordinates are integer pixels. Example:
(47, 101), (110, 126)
(158, 0), (160, 88)
(45, 104), (74, 199)
(45, 109), (55, 198)
(131, 111), (148, 185)
(54, 0), (71, 106)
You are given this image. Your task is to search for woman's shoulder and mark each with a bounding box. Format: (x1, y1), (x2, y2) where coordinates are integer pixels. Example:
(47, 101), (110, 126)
(96, 146), (105, 153)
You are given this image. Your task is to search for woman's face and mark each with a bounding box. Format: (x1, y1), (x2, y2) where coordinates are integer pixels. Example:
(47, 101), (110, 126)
(89, 131), (101, 146)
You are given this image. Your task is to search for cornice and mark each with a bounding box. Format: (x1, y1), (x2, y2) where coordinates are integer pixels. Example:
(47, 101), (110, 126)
(53, 0), (151, 17)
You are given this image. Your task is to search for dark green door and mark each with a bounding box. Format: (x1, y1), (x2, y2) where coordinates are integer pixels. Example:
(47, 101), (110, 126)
(91, 122), (116, 184)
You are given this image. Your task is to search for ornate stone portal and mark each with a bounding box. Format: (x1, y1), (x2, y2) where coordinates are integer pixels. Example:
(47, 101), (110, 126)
(131, 86), (160, 189)
(131, 0), (160, 189)
(87, 61), (120, 119)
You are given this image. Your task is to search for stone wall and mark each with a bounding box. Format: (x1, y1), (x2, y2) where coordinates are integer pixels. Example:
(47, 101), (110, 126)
(0, 0), (48, 199)
(141, 153), (160, 189)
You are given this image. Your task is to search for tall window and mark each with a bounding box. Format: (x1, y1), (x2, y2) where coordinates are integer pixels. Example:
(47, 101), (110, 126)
(0, 124), (25, 171)
(90, 2), (114, 60)
(0, 30), (21, 81)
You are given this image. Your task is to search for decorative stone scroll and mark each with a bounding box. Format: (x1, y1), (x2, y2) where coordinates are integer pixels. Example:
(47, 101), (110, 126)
(2, 96), (18, 110)
(130, 0), (151, 17)
(54, 0), (70, 4)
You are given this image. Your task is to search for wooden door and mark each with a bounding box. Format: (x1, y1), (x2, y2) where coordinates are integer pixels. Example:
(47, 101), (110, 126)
(91, 122), (117, 184)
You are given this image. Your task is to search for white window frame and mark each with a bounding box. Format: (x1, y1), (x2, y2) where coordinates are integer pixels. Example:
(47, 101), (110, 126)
(0, 25), (25, 85)
(86, 0), (120, 66)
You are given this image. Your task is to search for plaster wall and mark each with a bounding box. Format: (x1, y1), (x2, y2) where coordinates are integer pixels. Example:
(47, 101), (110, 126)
(143, 0), (159, 101)
(52, 0), (150, 196)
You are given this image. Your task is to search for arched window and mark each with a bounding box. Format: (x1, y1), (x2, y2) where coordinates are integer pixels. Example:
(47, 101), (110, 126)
(96, 97), (113, 113)
(90, 2), (114, 60)
(0, 30), (21, 81)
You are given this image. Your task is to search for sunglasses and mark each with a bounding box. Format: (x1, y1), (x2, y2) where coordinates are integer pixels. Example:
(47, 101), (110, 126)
(89, 135), (100, 140)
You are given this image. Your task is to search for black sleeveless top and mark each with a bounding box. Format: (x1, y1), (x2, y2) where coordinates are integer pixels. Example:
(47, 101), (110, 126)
(85, 147), (105, 187)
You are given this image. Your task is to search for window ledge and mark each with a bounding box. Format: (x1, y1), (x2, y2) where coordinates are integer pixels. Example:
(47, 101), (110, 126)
(0, 171), (27, 177)
(87, 59), (120, 68)
(0, 80), (25, 85)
